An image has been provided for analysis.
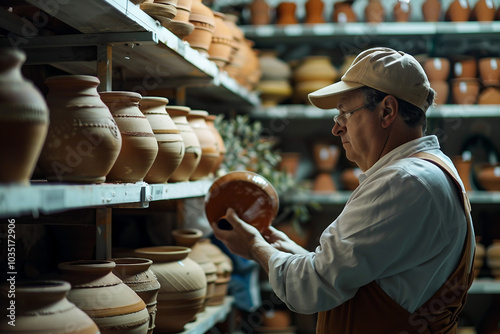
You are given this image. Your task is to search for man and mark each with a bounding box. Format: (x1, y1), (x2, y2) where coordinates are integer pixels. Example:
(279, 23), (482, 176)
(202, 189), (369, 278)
(211, 47), (475, 333)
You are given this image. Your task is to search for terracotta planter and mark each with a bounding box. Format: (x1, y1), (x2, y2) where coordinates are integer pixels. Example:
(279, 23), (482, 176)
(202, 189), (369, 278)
(423, 57), (450, 81)
(222, 13), (244, 66)
(422, 0), (442, 21)
(39, 75), (122, 183)
(166, 0), (194, 39)
(364, 0), (385, 23)
(279, 152), (301, 177)
(333, 1), (358, 23)
(183, 0), (215, 54)
(258, 80), (293, 106)
(452, 155), (472, 191)
(166, 105), (202, 182)
(140, 2), (177, 28)
(172, 228), (203, 247)
(0, 280), (99, 334)
(476, 163), (500, 191)
(313, 172), (336, 192)
(276, 2), (298, 25)
(134, 246), (207, 333)
(140, 97), (185, 183)
(445, 0), (470, 22)
(186, 110), (218, 180)
(471, 0), (495, 21)
(430, 80), (450, 105)
(262, 309), (292, 328)
(205, 114), (227, 174)
(59, 260), (150, 334)
(313, 143), (340, 172)
(293, 55), (338, 83)
(259, 50), (292, 81)
(112, 258), (161, 334)
(0, 48), (49, 184)
(341, 167), (361, 191)
(100, 91), (158, 183)
(393, 0), (411, 22)
(451, 78), (480, 104)
(249, 0), (271, 25)
(474, 237), (485, 278)
(452, 56), (477, 78)
(479, 57), (500, 85)
(208, 12), (233, 68)
(305, 0), (325, 24)
(486, 240), (500, 279)
(478, 86), (500, 105)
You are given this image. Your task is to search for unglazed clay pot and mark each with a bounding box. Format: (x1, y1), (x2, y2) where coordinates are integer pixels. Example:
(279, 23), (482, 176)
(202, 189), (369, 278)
(341, 167), (362, 191)
(208, 12), (233, 68)
(452, 56), (477, 78)
(172, 228), (203, 247)
(471, 0), (495, 21)
(259, 50), (292, 81)
(422, 0), (441, 21)
(393, 0), (411, 22)
(430, 80), (450, 105)
(100, 91), (158, 183)
(452, 155), (472, 191)
(205, 114), (226, 174)
(333, 1), (358, 23)
(486, 240), (500, 279)
(183, 0), (215, 54)
(0, 48), (49, 184)
(313, 143), (339, 192)
(474, 237), (485, 278)
(364, 0), (385, 23)
(58, 260), (150, 334)
(479, 57), (500, 85)
(0, 280), (99, 334)
(451, 78), (480, 104)
(140, 97), (185, 183)
(187, 110), (219, 180)
(39, 75), (121, 183)
(249, 0), (271, 25)
(279, 152), (301, 177)
(134, 246), (207, 333)
(167, 105), (202, 182)
(112, 258), (161, 334)
(205, 171), (279, 232)
(166, 0), (194, 39)
(276, 2), (298, 25)
(478, 86), (500, 105)
(476, 163), (500, 191)
(140, 1), (177, 28)
(445, 0), (470, 21)
(305, 0), (326, 23)
(423, 57), (450, 81)
(293, 55), (338, 83)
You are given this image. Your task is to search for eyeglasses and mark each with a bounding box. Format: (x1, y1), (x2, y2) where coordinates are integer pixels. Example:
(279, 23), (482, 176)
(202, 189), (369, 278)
(333, 103), (371, 127)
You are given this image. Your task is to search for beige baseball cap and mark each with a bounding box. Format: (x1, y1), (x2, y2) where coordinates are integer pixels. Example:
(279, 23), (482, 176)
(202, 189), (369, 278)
(308, 47), (432, 112)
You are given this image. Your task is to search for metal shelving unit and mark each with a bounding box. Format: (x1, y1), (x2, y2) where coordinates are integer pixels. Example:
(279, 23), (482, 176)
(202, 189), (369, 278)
(181, 296), (235, 334)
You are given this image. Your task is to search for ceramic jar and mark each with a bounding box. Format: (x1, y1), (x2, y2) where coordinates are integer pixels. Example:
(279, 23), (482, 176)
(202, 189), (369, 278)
(257, 51), (293, 106)
(39, 75), (121, 183)
(205, 114), (226, 174)
(341, 167), (362, 191)
(313, 143), (339, 192)
(479, 57), (500, 85)
(279, 152), (301, 177)
(112, 258), (161, 334)
(476, 164), (500, 191)
(293, 56), (338, 104)
(478, 86), (500, 105)
(167, 105), (202, 182)
(276, 2), (298, 25)
(471, 0), (495, 21)
(222, 13), (244, 66)
(166, 0), (194, 39)
(445, 0), (470, 21)
(134, 246), (207, 333)
(0, 48), (49, 184)
(183, 0), (215, 54)
(100, 91), (158, 183)
(430, 80), (450, 105)
(140, 1), (177, 28)
(305, 0), (325, 23)
(424, 57), (450, 81)
(0, 280), (99, 334)
(208, 12), (234, 68)
(249, 0), (271, 25)
(486, 240), (500, 279)
(333, 1), (357, 23)
(393, 0), (411, 22)
(187, 110), (219, 180)
(140, 97), (185, 183)
(422, 0), (441, 21)
(451, 78), (480, 104)
(452, 56), (477, 79)
(364, 0), (385, 23)
(58, 260), (150, 334)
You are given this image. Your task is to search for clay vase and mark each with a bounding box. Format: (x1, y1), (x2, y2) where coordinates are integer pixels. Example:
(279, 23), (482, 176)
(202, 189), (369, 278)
(451, 78), (480, 104)
(341, 167), (361, 191)
(0, 48), (49, 184)
(100, 91), (158, 183)
(333, 1), (358, 23)
(313, 143), (339, 193)
(192, 239), (233, 306)
(222, 13), (244, 66)
(364, 0), (385, 23)
(279, 152), (301, 177)
(259, 50), (292, 81)
(187, 110), (219, 180)
(208, 12), (234, 68)
(478, 86), (500, 104)
(445, 0), (470, 21)
(257, 51), (293, 105)
(0, 280), (99, 334)
(205, 114), (226, 174)
(452, 56), (477, 79)
(474, 237), (485, 278)
(58, 260), (150, 334)
(393, 0), (411, 22)
(422, 0), (442, 21)
(112, 258), (161, 334)
(249, 0), (271, 25)
(305, 0), (326, 24)
(293, 56), (338, 104)
(134, 246), (207, 333)
(479, 57), (500, 85)
(183, 0), (215, 55)
(140, 97), (185, 183)
(39, 75), (122, 183)
(276, 2), (298, 25)
(423, 57), (450, 81)
(486, 240), (500, 279)
(166, 0), (194, 39)
(166, 105), (202, 182)
(471, 0), (495, 21)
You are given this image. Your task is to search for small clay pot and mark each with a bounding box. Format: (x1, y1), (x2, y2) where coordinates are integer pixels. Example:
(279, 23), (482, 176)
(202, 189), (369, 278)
(341, 168), (362, 191)
(279, 152), (301, 177)
(478, 86), (500, 105)
(451, 78), (480, 104)
(393, 0), (411, 22)
(474, 236), (485, 278)
(452, 56), (477, 78)
(452, 155), (473, 191)
(172, 228), (203, 247)
(470, 0), (496, 21)
(423, 57), (450, 81)
(313, 172), (336, 192)
(422, 0), (442, 21)
(305, 0), (326, 23)
(183, 0), (215, 54)
(364, 0), (385, 23)
(479, 57), (500, 85)
(187, 110), (219, 180)
(445, 0), (470, 22)
(430, 80), (450, 105)
(333, 1), (358, 23)
(313, 143), (340, 172)
(249, 0), (271, 25)
(208, 12), (233, 68)
(205, 114), (226, 174)
(487, 240), (500, 279)
(276, 2), (298, 25)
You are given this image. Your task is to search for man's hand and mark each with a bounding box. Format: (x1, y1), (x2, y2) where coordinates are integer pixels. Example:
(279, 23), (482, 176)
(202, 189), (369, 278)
(262, 226), (310, 255)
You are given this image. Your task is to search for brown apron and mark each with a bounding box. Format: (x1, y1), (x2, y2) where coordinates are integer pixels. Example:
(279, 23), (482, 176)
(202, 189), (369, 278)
(316, 152), (475, 334)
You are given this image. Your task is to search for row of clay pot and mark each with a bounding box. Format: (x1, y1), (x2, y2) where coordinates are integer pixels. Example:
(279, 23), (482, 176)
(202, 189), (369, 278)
(249, 0), (499, 25)
(475, 238), (500, 280)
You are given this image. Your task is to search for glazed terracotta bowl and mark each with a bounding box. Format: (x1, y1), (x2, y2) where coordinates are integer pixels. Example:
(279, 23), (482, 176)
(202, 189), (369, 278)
(205, 171), (279, 232)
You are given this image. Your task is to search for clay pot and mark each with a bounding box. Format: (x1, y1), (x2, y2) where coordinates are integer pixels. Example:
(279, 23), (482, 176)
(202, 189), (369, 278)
(486, 240), (500, 279)
(452, 55), (477, 79)
(476, 163), (500, 191)
(258, 80), (293, 106)
(341, 167), (361, 191)
(0, 280), (99, 334)
(39, 75), (122, 183)
(478, 86), (500, 105)
(222, 13), (244, 66)
(474, 237), (485, 278)
(305, 0), (326, 24)
(205, 114), (226, 174)
(183, 0), (215, 54)
(262, 309), (292, 328)
(140, 97), (185, 183)
(100, 91), (158, 183)
(393, 0), (411, 22)
(186, 110), (218, 180)
(172, 228), (203, 247)
(333, 1), (357, 23)
(166, 105), (202, 182)
(364, 0), (385, 23)
(445, 0), (470, 22)
(208, 12), (234, 68)
(479, 57), (500, 85)
(259, 51), (292, 81)
(422, 0), (442, 21)
(430, 80), (450, 105)
(205, 170), (280, 232)
(293, 55), (338, 83)
(313, 172), (336, 192)
(313, 143), (340, 172)
(58, 260), (150, 334)
(140, 1), (177, 28)
(134, 246), (207, 333)
(166, 0), (194, 39)
(451, 78), (480, 104)
(279, 152), (301, 177)
(112, 258), (161, 334)
(471, 0), (496, 21)
(0, 48), (49, 184)
(423, 57), (450, 81)
(452, 155), (473, 191)
(249, 0), (271, 25)
(276, 2), (298, 25)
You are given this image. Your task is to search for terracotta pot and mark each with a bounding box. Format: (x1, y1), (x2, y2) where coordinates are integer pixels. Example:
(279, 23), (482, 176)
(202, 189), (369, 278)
(422, 0), (442, 21)
(0, 280), (99, 334)
(189, 244), (217, 311)
(430, 80), (450, 105)
(249, 0), (271, 25)
(451, 78), (480, 104)
(205, 114), (226, 174)
(486, 240), (500, 279)
(172, 228), (203, 247)
(313, 143), (340, 172)
(222, 13), (244, 65)
(424, 57), (450, 81)
(476, 163), (500, 191)
(262, 309), (292, 328)
(100, 91), (158, 183)
(186, 109), (218, 180)
(341, 167), (361, 191)
(140, 2), (177, 28)
(364, 0), (385, 23)
(393, 0), (411, 22)
(276, 2), (298, 25)
(478, 86), (500, 105)
(471, 0), (495, 21)
(474, 237), (485, 278)
(258, 80), (293, 106)
(58, 260), (150, 334)
(452, 155), (472, 191)
(166, 0), (194, 39)
(445, 0), (470, 22)
(452, 56), (477, 78)
(140, 97), (185, 183)
(112, 258), (161, 334)
(0, 48), (49, 184)
(479, 57), (500, 85)
(205, 170), (280, 232)
(313, 172), (336, 192)
(166, 105), (202, 182)
(259, 50), (292, 81)
(293, 56), (338, 83)
(279, 152), (301, 177)
(39, 75), (122, 183)
(134, 246), (207, 333)
(183, 0), (215, 54)
(333, 1), (358, 23)
(305, 0), (326, 24)
(208, 12), (233, 68)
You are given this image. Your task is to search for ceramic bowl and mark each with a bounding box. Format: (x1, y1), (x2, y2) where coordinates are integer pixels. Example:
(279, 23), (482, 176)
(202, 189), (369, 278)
(205, 171), (279, 232)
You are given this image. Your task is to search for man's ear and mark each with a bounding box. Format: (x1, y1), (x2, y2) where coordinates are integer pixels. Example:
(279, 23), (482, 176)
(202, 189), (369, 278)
(380, 95), (398, 127)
